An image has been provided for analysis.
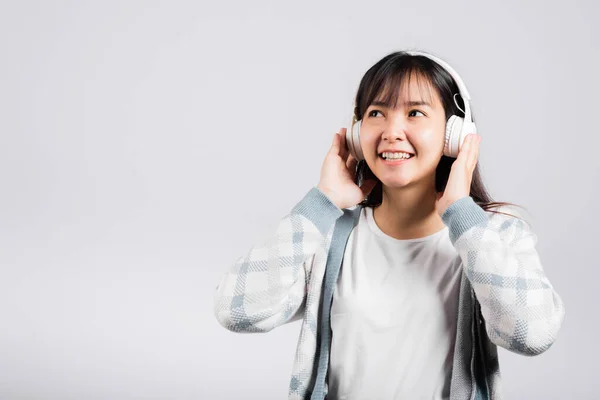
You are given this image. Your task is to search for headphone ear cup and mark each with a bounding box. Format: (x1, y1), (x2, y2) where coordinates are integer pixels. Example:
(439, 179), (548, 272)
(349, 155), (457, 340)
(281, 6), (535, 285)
(444, 115), (464, 158)
(347, 120), (365, 161)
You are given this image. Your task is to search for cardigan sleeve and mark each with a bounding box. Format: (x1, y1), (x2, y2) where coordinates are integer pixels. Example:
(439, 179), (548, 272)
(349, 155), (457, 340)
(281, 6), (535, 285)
(213, 186), (344, 333)
(441, 196), (565, 356)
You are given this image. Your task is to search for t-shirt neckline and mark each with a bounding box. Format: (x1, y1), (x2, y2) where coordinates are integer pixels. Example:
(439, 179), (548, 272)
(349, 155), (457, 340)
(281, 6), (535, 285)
(364, 206), (448, 243)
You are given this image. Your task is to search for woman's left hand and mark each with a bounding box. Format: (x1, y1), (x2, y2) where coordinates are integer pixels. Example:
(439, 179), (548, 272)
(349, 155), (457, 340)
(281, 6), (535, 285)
(436, 133), (482, 217)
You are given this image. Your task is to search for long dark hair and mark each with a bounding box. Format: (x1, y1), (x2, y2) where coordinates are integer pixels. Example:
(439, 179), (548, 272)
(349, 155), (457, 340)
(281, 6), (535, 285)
(354, 51), (526, 220)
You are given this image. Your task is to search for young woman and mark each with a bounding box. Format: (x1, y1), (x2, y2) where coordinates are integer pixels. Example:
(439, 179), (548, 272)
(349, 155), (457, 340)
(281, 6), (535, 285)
(213, 50), (565, 400)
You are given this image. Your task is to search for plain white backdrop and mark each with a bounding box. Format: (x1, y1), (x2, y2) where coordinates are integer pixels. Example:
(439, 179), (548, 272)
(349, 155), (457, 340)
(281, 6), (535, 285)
(0, 1), (597, 399)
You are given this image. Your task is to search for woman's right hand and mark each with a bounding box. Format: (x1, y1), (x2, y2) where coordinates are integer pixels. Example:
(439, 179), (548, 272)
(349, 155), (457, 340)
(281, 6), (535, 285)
(317, 128), (377, 210)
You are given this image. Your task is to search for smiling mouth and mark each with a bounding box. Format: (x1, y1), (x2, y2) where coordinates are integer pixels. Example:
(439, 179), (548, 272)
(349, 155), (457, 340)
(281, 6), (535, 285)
(378, 154), (415, 161)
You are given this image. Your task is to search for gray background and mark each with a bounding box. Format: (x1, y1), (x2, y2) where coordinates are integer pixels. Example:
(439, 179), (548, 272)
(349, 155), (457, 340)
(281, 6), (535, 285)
(0, 1), (596, 399)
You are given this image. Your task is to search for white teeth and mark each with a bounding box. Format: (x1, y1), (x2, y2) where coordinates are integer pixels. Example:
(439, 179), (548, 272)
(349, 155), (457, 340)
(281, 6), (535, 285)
(382, 152), (412, 159)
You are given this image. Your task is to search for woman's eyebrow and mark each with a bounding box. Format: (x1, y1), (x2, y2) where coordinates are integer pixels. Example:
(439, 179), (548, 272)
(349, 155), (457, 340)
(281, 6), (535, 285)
(371, 100), (432, 108)
(403, 100), (431, 107)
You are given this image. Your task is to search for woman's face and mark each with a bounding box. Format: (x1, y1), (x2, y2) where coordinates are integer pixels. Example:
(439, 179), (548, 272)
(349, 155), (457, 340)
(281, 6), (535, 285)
(360, 75), (447, 190)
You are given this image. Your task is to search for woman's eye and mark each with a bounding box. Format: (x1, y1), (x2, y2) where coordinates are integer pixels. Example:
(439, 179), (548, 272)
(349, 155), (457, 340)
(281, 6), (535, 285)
(409, 110), (425, 117)
(368, 110), (383, 117)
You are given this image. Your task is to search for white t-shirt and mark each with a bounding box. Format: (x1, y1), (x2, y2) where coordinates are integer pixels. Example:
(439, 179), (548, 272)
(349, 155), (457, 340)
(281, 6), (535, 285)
(328, 206), (463, 400)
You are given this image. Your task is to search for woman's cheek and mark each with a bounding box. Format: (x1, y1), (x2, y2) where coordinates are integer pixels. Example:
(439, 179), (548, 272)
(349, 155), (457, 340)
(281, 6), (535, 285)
(411, 129), (444, 152)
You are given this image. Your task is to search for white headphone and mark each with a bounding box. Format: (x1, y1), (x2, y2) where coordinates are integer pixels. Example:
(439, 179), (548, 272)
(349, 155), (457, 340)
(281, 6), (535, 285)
(346, 50), (477, 160)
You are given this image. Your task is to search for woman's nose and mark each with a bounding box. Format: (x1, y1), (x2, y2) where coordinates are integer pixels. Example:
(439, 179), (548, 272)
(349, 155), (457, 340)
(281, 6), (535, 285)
(381, 120), (408, 141)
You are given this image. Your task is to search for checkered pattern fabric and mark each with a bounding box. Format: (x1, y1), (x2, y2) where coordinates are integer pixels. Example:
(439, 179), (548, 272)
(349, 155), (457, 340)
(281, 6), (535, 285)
(442, 196), (565, 356)
(213, 187), (565, 400)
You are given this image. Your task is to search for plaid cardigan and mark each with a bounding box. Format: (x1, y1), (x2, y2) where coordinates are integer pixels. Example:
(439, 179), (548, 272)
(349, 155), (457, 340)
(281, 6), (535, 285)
(213, 187), (565, 399)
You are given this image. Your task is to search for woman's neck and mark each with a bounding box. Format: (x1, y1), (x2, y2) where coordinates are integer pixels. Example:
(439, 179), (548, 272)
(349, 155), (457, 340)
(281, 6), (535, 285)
(372, 183), (446, 240)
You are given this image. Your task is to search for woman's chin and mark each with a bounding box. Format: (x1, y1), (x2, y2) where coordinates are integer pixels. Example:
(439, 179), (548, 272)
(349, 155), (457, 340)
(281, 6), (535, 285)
(379, 177), (413, 189)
